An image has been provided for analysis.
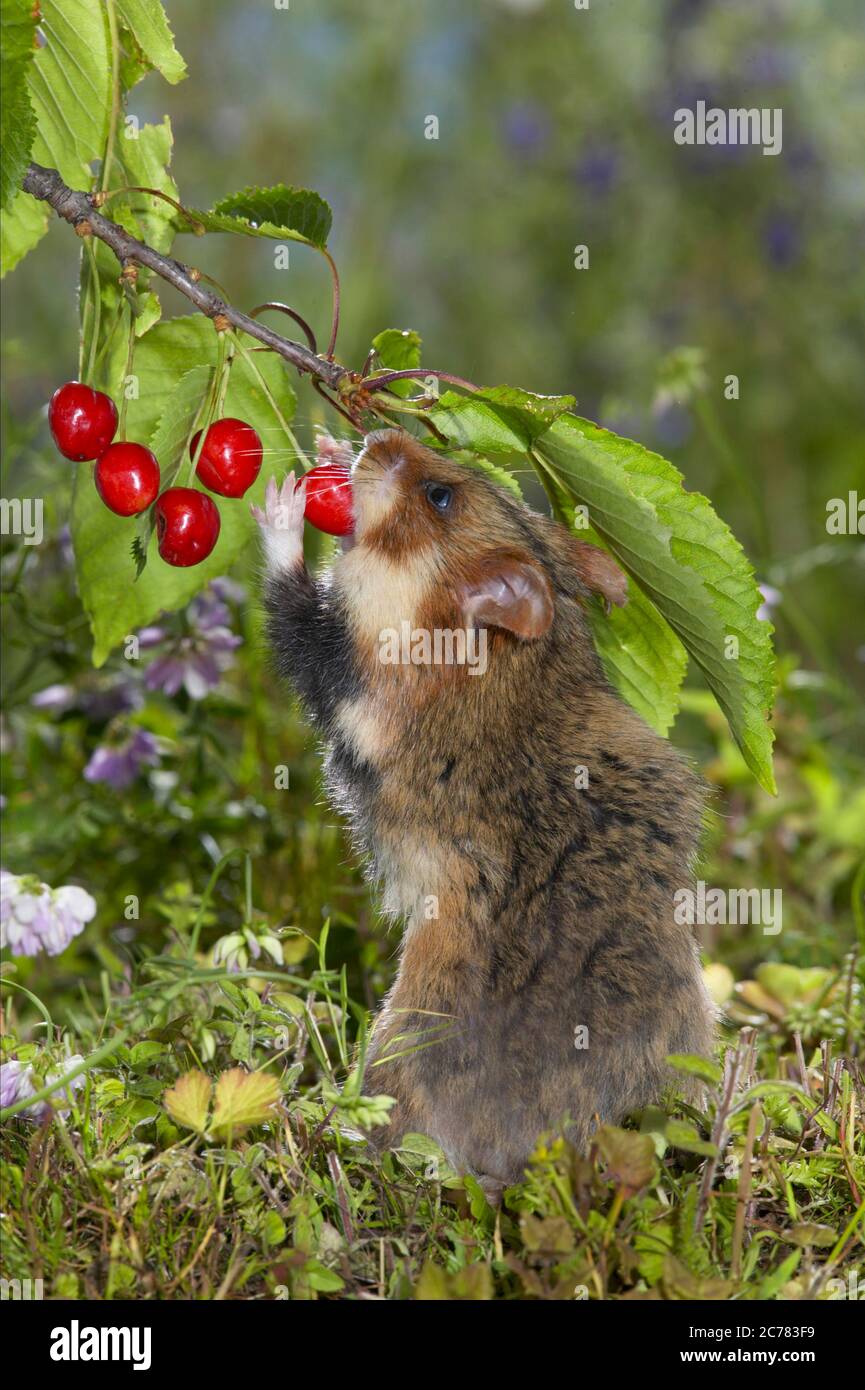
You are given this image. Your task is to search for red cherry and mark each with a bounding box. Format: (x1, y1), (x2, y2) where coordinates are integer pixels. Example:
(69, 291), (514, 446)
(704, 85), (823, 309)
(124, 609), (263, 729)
(300, 462), (354, 536)
(94, 442), (161, 516)
(48, 381), (118, 461)
(155, 488), (221, 567)
(190, 417), (263, 498)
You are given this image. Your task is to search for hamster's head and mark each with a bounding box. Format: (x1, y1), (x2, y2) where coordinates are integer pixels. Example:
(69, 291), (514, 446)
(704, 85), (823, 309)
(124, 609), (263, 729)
(335, 427), (626, 674)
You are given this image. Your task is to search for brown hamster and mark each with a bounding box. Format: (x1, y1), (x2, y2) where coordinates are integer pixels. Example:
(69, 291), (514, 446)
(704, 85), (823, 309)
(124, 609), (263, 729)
(255, 427), (715, 1193)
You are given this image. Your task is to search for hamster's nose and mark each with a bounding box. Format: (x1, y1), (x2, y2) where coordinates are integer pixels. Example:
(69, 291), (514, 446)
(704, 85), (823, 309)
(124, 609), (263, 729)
(361, 429), (409, 473)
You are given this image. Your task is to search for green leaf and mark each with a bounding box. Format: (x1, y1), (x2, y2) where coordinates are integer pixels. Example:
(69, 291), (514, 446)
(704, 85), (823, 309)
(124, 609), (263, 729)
(71, 315), (297, 664)
(115, 117), (180, 256)
(455, 451), (524, 500)
(188, 184), (332, 248)
(546, 468), (687, 734)
(25, 0), (112, 186)
(0, 0), (38, 211)
(371, 327), (422, 370)
(662, 1119), (718, 1158)
(370, 327), (422, 397)
(588, 575), (687, 735)
(535, 416), (777, 792)
(429, 384), (575, 454)
(666, 1053), (723, 1086)
(116, 0), (186, 84)
(84, 118), (180, 370)
(0, 188), (47, 276)
(2, 0), (112, 272)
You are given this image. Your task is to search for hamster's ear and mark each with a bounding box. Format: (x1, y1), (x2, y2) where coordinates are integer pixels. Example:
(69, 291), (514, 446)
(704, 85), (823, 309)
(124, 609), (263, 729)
(569, 539), (628, 611)
(459, 556), (554, 640)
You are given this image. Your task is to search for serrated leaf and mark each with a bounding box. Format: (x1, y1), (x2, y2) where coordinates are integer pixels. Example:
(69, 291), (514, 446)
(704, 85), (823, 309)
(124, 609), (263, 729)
(429, 384), (575, 454)
(188, 184), (332, 249)
(588, 576), (687, 735)
(535, 415), (776, 792)
(116, 0), (186, 84)
(115, 117), (180, 256)
(0, 0), (38, 211)
(211, 1068), (280, 1139)
(71, 315), (296, 664)
(163, 1071), (211, 1133)
(2, 0), (112, 272)
(456, 451), (524, 500)
(25, 0), (111, 185)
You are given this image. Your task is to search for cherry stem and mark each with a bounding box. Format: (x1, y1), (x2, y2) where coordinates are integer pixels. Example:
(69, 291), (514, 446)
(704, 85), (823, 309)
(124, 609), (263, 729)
(319, 247), (341, 359)
(117, 305), (138, 439)
(182, 332), (228, 488)
(360, 367), (480, 393)
(97, 186), (206, 235)
(249, 302), (318, 355)
(231, 331), (309, 467)
(313, 379), (361, 433)
(83, 240), (102, 386)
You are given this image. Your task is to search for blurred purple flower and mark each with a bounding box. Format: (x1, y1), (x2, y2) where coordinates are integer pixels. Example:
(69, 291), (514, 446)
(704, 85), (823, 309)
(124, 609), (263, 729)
(31, 683), (76, 713)
(763, 211), (800, 269)
(574, 143), (619, 198)
(31, 678), (140, 721)
(757, 583), (781, 623)
(1, 869), (96, 957)
(83, 728), (160, 791)
(502, 102), (549, 157)
(141, 582), (243, 700)
(744, 44), (793, 86)
(652, 401), (693, 449)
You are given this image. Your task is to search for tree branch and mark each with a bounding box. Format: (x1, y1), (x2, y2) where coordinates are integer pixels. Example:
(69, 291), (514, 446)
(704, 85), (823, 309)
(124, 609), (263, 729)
(21, 162), (348, 393)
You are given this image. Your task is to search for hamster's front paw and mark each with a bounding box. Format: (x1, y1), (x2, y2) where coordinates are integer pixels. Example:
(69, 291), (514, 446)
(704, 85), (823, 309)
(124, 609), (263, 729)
(251, 472), (307, 573)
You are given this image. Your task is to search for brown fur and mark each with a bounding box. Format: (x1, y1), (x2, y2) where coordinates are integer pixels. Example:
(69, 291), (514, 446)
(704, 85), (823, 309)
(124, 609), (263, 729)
(263, 428), (715, 1190)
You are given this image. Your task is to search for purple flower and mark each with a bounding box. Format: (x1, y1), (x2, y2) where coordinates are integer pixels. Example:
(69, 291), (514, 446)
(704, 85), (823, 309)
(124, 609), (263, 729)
(0, 1059), (35, 1111)
(31, 678), (141, 721)
(141, 581), (243, 701)
(0, 1055), (86, 1121)
(1, 870), (96, 957)
(83, 728), (160, 791)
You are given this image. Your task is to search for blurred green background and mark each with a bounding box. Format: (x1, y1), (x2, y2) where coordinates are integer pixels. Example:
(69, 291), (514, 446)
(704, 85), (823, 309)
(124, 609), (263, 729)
(1, 0), (863, 1008)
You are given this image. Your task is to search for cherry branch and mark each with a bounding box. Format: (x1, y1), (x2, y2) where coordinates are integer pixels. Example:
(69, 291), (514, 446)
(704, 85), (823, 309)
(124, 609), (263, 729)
(22, 162), (347, 394)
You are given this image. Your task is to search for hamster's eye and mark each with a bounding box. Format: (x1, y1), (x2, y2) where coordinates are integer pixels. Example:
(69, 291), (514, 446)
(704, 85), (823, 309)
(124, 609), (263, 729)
(425, 482), (453, 513)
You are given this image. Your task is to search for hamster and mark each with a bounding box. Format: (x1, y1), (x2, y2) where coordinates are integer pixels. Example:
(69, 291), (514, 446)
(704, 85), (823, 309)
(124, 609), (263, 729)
(255, 427), (715, 1194)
